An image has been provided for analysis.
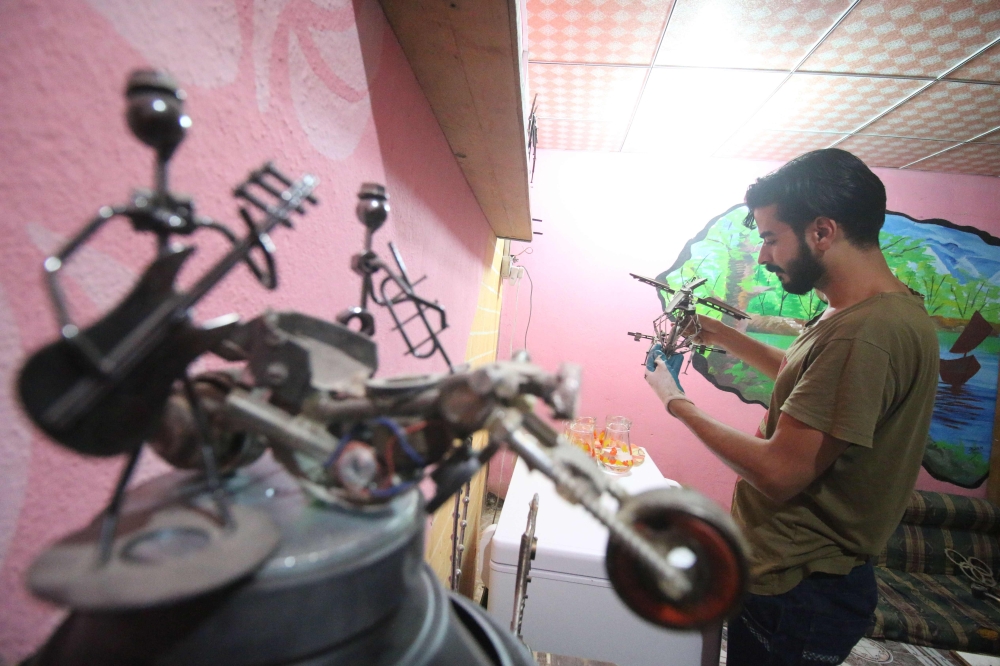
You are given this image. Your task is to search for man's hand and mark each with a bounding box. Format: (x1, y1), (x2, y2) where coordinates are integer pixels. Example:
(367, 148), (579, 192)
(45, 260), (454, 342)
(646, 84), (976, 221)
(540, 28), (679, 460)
(684, 315), (785, 381)
(684, 315), (733, 349)
(644, 347), (693, 415)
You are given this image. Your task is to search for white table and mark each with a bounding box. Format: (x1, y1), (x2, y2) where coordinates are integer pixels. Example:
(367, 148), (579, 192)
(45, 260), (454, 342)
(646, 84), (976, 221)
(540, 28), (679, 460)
(487, 456), (715, 666)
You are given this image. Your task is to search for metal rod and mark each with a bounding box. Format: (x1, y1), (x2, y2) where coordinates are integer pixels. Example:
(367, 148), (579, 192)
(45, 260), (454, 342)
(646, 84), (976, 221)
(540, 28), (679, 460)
(97, 446), (143, 564)
(183, 376), (233, 528)
(496, 412), (692, 599)
(449, 492), (461, 591)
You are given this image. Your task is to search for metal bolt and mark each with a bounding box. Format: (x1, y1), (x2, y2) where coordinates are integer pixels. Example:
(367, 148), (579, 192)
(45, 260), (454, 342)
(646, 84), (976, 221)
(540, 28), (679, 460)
(335, 443), (379, 493)
(265, 362), (289, 386)
(666, 546), (697, 570)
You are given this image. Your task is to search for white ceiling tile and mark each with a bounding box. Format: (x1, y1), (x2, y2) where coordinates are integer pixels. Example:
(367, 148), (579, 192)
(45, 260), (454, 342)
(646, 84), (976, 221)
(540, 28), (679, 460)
(835, 134), (960, 167)
(907, 142), (1000, 176)
(656, 0), (853, 70)
(622, 68), (786, 154)
(803, 0), (1000, 77)
(715, 128), (842, 161)
(749, 74), (927, 133)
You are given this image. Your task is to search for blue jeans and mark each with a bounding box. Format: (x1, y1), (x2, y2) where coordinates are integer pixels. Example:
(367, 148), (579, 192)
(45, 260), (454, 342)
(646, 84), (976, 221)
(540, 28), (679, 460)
(726, 561), (877, 666)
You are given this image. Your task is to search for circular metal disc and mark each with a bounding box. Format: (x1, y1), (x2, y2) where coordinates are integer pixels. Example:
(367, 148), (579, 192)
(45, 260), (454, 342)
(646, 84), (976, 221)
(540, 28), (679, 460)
(28, 502), (279, 610)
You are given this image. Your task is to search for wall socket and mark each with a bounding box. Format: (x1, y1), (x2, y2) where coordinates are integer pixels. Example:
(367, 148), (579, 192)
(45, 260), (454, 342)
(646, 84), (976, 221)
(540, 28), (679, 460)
(499, 239), (513, 279)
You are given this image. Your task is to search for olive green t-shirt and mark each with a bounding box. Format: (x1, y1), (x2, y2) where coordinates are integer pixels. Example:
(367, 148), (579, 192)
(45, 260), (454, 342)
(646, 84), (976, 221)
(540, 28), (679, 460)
(731, 292), (939, 595)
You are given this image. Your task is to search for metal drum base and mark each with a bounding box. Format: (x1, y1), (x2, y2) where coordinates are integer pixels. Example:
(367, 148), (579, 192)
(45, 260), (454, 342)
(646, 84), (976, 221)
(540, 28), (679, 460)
(29, 456), (534, 666)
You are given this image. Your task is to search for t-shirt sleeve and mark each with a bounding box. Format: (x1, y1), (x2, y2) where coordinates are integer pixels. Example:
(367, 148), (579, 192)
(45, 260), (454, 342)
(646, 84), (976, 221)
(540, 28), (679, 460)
(779, 338), (892, 448)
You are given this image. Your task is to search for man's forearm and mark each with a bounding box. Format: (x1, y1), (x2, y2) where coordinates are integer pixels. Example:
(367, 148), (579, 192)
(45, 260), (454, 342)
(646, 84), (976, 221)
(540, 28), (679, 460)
(668, 400), (788, 500)
(716, 327), (784, 380)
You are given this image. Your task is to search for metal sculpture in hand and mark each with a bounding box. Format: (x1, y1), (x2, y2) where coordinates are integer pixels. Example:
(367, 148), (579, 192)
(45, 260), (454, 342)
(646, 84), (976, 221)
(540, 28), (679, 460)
(628, 273), (751, 364)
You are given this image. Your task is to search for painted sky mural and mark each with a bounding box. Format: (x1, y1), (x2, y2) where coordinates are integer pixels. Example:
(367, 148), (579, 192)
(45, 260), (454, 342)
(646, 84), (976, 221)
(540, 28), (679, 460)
(656, 206), (1000, 489)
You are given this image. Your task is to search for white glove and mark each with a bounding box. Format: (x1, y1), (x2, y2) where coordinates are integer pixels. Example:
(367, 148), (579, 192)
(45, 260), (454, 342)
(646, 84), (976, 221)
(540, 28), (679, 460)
(644, 355), (693, 415)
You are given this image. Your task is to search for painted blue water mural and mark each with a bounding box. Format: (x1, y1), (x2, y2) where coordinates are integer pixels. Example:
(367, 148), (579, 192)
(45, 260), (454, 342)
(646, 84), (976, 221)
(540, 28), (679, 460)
(929, 336), (998, 456)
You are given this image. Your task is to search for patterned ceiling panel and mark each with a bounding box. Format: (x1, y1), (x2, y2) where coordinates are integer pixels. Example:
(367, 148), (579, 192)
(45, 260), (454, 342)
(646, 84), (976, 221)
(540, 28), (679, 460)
(834, 134), (960, 167)
(526, 0), (673, 65)
(908, 142), (1000, 176)
(526, 0), (1000, 175)
(714, 129), (841, 161)
(622, 68), (786, 154)
(947, 42), (1000, 83)
(535, 118), (629, 151)
(655, 0), (853, 70)
(862, 81), (1000, 141)
(528, 63), (647, 123)
(802, 0), (1000, 77)
(749, 73), (926, 133)
(974, 128), (1000, 144)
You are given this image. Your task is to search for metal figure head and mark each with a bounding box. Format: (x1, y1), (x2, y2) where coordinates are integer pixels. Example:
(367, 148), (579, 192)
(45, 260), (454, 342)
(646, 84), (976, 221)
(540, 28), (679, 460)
(125, 70), (190, 163)
(357, 183), (389, 235)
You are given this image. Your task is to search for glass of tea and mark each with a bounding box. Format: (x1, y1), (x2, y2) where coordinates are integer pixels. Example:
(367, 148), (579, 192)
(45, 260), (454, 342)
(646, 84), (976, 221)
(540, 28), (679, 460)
(598, 421), (633, 474)
(566, 417), (596, 456)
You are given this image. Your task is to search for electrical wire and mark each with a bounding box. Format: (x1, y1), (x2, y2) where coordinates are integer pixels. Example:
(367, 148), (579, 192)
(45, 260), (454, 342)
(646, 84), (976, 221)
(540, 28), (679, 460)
(522, 266), (533, 352)
(371, 417), (424, 465)
(509, 273), (521, 359)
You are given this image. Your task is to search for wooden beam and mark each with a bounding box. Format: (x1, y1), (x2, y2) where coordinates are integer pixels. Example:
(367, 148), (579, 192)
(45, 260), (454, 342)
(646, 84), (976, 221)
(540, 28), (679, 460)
(379, 0), (533, 241)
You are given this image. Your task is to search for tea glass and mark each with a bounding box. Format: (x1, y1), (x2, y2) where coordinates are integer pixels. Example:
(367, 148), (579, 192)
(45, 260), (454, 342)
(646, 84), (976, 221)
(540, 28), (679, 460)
(595, 416), (627, 448)
(566, 417), (596, 456)
(604, 416), (643, 466)
(604, 415), (631, 434)
(598, 422), (633, 474)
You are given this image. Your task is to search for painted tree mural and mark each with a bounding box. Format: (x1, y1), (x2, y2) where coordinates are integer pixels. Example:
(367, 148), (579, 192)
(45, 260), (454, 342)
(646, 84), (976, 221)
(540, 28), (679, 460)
(656, 205), (1000, 489)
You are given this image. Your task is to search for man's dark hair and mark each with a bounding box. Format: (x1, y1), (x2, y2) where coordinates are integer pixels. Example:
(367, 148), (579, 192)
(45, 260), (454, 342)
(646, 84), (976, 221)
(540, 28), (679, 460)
(743, 148), (887, 247)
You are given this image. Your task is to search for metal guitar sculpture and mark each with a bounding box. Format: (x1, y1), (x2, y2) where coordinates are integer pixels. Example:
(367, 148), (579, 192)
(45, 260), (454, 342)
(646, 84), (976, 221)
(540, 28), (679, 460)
(17, 71), (316, 611)
(628, 273), (751, 369)
(18, 70), (318, 458)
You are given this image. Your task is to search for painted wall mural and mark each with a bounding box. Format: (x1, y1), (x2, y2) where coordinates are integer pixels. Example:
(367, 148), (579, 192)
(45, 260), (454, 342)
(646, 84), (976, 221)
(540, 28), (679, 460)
(656, 205), (1000, 489)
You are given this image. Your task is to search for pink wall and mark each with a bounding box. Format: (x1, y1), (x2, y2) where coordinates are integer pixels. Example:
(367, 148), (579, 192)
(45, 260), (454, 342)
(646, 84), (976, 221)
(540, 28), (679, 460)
(0, 0), (494, 660)
(492, 149), (1000, 510)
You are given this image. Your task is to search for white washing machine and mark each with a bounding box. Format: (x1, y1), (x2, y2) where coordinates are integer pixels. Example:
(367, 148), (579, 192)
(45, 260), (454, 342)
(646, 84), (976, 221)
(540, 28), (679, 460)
(487, 456), (719, 666)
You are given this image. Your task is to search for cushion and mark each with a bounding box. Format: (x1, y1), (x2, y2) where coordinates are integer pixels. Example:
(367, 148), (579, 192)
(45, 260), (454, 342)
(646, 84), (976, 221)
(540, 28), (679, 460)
(876, 523), (1000, 575)
(901, 492), (1000, 533)
(870, 568), (1000, 654)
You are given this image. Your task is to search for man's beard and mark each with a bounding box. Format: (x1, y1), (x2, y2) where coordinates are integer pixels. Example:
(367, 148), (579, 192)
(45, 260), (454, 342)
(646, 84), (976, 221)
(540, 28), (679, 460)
(765, 236), (824, 296)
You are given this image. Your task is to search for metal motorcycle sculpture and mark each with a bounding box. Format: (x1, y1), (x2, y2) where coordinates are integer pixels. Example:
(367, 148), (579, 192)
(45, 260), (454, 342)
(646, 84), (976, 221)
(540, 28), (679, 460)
(17, 71), (749, 666)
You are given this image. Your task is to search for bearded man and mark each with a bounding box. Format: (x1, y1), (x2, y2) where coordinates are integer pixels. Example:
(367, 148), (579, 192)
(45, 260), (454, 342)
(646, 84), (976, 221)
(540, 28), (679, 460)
(644, 149), (940, 666)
